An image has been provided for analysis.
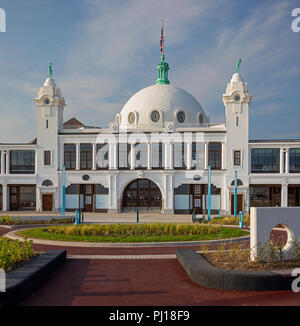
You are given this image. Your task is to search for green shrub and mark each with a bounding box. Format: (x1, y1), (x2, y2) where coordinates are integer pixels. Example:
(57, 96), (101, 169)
(0, 238), (34, 272)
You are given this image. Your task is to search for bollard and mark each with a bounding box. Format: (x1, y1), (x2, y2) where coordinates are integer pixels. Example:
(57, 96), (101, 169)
(239, 211), (244, 228)
(192, 209), (196, 223)
(75, 209), (80, 225)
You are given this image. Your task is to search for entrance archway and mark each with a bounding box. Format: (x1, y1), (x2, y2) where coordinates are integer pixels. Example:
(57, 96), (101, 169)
(122, 179), (162, 209)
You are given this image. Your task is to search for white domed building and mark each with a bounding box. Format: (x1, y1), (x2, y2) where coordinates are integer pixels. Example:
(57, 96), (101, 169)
(0, 50), (299, 215)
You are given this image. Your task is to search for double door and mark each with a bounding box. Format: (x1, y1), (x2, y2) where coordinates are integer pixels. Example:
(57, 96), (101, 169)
(83, 184), (94, 212)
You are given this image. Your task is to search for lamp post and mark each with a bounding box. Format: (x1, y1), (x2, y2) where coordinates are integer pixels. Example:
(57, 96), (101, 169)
(207, 165), (211, 221)
(61, 165), (66, 216)
(234, 170), (237, 217)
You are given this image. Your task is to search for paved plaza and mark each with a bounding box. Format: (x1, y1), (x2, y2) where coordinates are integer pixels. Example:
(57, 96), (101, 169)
(1, 221), (299, 306)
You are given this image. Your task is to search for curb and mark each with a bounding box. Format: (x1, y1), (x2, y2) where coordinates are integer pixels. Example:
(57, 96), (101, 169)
(5, 228), (250, 248)
(176, 249), (296, 291)
(0, 250), (66, 306)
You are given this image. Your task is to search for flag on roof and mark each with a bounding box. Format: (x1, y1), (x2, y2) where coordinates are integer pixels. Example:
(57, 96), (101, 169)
(160, 21), (164, 54)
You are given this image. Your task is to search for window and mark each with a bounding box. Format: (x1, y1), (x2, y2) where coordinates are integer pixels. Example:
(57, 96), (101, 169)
(191, 142), (204, 170)
(64, 144), (76, 170)
(10, 150), (35, 174)
(152, 143), (164, 169)
(236, 117), (239, 127)
(289, 148), (300, 173)
(80, 144), (92, 170)
(96, 143), (109, 169)
(174, 143), (186, 169)
(251, 148), (280, 173)
(135, 143), (147, 169)
(234, 150), (241, 166)
(46, 120), (48, 129)
(177, 111), (185, 123)
(250, 185), (281, 207)
(118, 143), (130, 169)
(44, 151), (51, 166)
(199, 114), (203, 124)
(208, 143), (222, 170)
(151, 110), (160, 123)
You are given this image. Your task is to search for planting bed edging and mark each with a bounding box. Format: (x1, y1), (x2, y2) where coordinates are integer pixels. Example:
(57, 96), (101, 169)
(0, 250), (66, 306)
(176, 249), (296, 291)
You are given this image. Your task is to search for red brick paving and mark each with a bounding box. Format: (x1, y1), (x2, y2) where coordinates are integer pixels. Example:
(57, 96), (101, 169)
(20, 259), (300, 306)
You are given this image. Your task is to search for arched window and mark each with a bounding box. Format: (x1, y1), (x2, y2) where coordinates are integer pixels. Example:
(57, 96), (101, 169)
(199, 114), (203, 124)
(42, 179), (53, 187)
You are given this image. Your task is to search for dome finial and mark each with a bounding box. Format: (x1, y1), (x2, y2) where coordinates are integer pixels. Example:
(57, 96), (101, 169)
(156, 20), (169, 84)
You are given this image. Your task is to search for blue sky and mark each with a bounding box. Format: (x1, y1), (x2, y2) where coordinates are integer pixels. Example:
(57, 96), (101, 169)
(0, 0), (299, 142)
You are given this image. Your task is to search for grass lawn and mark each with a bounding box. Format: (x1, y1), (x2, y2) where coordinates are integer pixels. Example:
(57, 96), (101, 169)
(16, 224), (249, 243)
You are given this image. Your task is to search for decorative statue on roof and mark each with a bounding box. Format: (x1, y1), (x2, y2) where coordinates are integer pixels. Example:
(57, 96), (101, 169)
(49, 62), (53, 78)
(236, 58), (242, 73)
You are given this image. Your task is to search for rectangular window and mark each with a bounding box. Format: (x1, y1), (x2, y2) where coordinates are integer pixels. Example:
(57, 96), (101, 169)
(249, 185), (281, 207)
(10, 150), (35, 174)
(288, 186), (300, 206)
(118, 143), (130, 169)
(152, 143), (164, 169)
(80, 144), (93, 170)
(174, 143), (186, 169)
(96, 143), (109, 169)
(64, 144), (76, 170)
(135, 143), (147, 169)
(44, 150), (51, 166)
(234, 150), (241, 166)
(208, 142), (222, 170)
(191, 142), (204, 170)
(289, 148), (300, 173)
(251, 148), (280, 173)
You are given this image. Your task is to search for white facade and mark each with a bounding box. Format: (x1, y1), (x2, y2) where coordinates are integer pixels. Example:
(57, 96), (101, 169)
(0, 62), (299, 214)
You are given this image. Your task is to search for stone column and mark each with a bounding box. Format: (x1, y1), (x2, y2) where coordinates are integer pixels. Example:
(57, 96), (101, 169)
(163, 174), (174, 214)
(1, 151), (5, 175)
(147, 143), (151, 170)
(36, 187), (41, 212)
(169, 143), (174, 170)
(285, 149), (289, 174)
(76, 143), (80, 170)
(221, 143), (226, 169)
(164, 143), (169, 169)
(186, 142), (192, 170)
(204, 143), (208, 169)
(281, 184), (288, 207)
(113, 143), (118, 170)
(6, 150), (10, 174)
(2, 183), (7, 211)
(130, 143), (135, 170)
(92, 143), (97, 170)
(108, 174), (118, 213)
(280, 148), (284, 174)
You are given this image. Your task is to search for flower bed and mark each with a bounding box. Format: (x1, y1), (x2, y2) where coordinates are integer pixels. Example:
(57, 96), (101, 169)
(15, 223), (249, 243)
(0, 215), (74, 225)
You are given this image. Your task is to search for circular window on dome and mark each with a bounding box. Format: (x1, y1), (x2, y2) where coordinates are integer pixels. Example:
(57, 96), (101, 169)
(151, 110), (160, 123)
(128, 112), (135, 124)
(177, 111), (185, 123)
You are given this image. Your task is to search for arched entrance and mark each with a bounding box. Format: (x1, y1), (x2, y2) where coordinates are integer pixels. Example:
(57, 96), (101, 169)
(122, 179), (162, 209)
